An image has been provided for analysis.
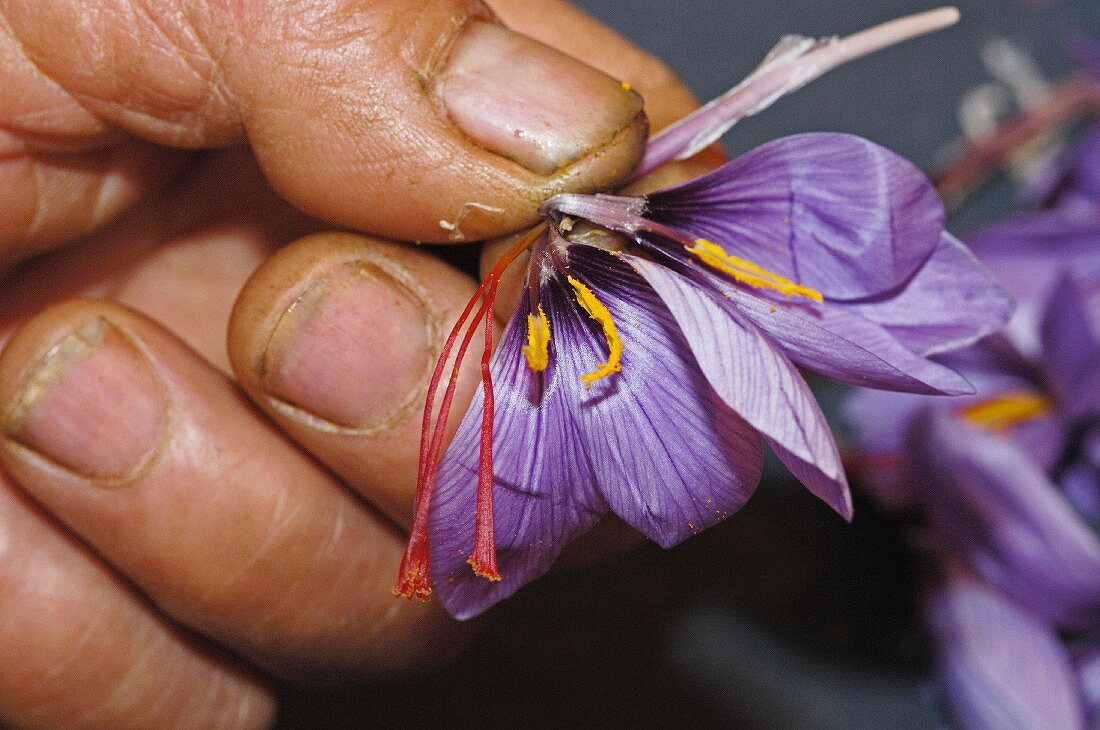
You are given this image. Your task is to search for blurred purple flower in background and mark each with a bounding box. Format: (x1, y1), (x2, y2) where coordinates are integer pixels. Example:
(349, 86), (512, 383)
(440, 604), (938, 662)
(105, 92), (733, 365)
(390, 9), (1015, 620)
(924, 563), (1095, 730)
(846, 121), (1100, 728)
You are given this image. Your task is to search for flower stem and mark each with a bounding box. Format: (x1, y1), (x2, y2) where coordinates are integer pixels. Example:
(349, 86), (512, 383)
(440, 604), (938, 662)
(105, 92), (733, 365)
(634, 8), (962, 179)
(933, 74), (1100, 205)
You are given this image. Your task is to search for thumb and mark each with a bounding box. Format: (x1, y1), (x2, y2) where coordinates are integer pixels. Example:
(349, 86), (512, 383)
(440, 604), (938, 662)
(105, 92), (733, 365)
(1, 0), (646, 245)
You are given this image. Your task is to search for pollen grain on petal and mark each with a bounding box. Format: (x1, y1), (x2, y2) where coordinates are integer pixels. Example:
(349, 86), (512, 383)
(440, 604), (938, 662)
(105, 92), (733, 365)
(687, 238), (824, 303)
(567, 276), (623, 389)
(522, 305), (552, 372)
(958, 390), (1052, 431)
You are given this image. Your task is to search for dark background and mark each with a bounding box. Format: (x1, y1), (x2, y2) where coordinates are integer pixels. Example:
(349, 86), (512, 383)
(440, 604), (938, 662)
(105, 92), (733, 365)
(279, 2), (1100, 727)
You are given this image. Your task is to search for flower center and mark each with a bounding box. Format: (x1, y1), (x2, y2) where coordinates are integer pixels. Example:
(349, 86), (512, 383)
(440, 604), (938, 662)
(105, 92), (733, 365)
(958, 390), (1052, 431)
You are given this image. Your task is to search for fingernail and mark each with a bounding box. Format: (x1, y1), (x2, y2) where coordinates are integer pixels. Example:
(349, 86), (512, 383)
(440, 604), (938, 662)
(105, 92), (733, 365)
(437, 21), (643, 175)
(3, 317), (167, 480)
(260, 261), (437, 434)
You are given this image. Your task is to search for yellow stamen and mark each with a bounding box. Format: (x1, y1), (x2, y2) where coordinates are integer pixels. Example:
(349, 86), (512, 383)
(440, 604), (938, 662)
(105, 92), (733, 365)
(687, 238), (824, 303)
(567, 276), (622, 388)
(522, 306), (551, 372)
(621, 81), (632, 91)
(959, 391), (1052, 431)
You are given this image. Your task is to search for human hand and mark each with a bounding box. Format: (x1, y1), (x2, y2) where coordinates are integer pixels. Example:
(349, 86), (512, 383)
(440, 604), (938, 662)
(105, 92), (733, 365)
(0, 0), (716, 725)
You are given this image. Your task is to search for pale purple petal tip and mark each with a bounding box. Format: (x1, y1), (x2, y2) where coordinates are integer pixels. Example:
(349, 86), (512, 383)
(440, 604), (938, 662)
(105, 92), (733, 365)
(852, 233), (1015, 357)
(925, 565), (1087, 730)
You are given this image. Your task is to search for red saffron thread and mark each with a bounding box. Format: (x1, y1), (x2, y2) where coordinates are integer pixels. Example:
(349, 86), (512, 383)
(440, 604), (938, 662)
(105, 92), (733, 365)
(395, 280), (492, 599)
(469, 275), (502, 580)
(394, 224), (547, 599)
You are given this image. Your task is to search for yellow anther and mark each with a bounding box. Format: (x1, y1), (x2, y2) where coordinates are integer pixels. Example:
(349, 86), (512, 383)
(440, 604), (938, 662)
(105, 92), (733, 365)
(959, 391), (1052, 431)
(522, 306), (551, 372)
(567, 276), (623, 389)
(621, 81), (632, 91)
(687, 238), (824, 303)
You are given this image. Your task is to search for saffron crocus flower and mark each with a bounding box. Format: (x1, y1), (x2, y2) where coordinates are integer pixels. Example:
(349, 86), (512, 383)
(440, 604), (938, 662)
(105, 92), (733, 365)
(395, 7), (1012, 620)
(845, 120), (1100, 727)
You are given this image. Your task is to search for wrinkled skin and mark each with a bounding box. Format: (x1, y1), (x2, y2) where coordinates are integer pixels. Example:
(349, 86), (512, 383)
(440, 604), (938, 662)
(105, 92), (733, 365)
(0, 0), (722, 725)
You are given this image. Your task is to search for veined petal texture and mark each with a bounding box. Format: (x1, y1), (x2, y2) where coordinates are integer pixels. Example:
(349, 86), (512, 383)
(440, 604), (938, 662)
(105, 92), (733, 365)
(625, 253), (852, 520)
(851, 233), (1013, 357)
(564, 246), (765, 548)
(431, 293), (609, 620)
(645, 133), (944, 300)
(707, 274), (976, 395)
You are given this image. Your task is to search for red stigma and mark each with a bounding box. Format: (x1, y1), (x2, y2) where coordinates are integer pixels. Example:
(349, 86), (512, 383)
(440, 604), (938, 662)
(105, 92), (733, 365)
(469, 274), (503, 581)
(394, 224), (546, 599)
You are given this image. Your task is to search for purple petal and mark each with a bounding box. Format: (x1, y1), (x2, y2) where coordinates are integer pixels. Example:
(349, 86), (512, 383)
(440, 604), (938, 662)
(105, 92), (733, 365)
(1086, 426), (1100, 468)
(966, 215), (1100, 361)
(937, 342), (1037, 393)
(850, 233), (1014, 357)
(966, 214), (1100, 304)
(910, 411), (1100, 627)
(624, 253), (852, 520)
(1064, 126), (1100, 210)
(925, 565), (1086, 730)
(1059, 460), (1100, 522)
(716, 281), (975, 395)
(1041, 272), (1100, 419)
(1007, 413), (1070, 473)
(645, 134), (945, 301)
(647, 246), (976, 395)
(431, 295), (609, 620)
(565, 246), (765, 547)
